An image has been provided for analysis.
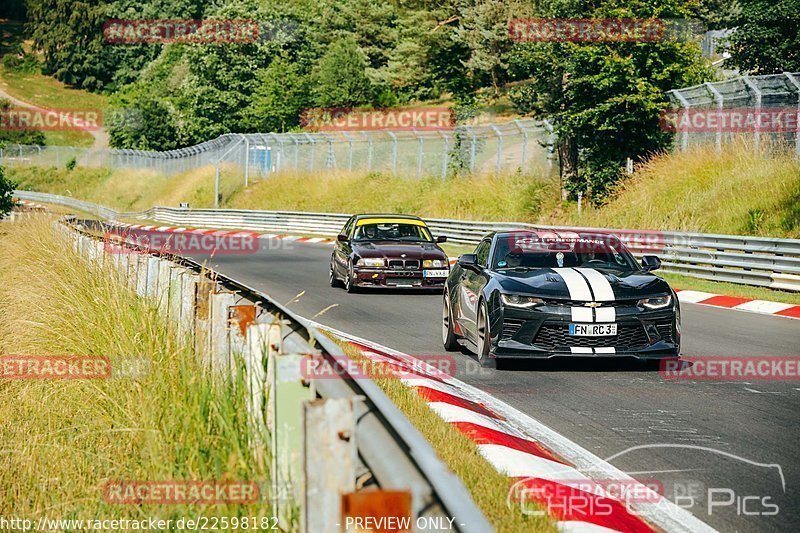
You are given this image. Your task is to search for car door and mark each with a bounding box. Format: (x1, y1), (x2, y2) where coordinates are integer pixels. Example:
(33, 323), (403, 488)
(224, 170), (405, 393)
(456, 238), (492, 341)
(334, 216), (355, 276)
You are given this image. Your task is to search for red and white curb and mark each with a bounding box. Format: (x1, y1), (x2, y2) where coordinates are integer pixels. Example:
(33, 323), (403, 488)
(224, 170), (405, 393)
(114, 223), (800, 320)
(673, 289), (800, 320)
(314, 323), (715, 533)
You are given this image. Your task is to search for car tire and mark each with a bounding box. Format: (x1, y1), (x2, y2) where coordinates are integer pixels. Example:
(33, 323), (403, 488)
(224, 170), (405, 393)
(329, 259), (343, 287)
(344, 261), (359, 293)
(476, 300), (497, 369)
(442, 293), (460, 351)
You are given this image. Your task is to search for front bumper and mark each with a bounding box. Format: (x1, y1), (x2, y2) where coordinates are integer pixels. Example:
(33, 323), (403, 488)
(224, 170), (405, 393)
(352, 268), (447, 289)
(490, 299), (680, 359)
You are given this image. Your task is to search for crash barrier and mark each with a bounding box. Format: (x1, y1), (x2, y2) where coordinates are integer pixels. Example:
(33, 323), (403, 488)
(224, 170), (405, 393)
(15, 190), (800, 292)
(56, 215), (490, 533)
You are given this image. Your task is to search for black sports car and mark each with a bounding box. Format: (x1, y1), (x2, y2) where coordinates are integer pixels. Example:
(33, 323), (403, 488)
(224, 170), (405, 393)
(442, 230), (680, 367)
(330, 214), (449, 292)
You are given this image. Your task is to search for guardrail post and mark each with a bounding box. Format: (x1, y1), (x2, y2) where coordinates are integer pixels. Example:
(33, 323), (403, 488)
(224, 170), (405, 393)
(156, 259), (173, 316)
(168, 266), (186, 327)
(194, 278), (215, 368)
(302, 398), (357, 533)
(229, 304), (257, 375)
(145, 256), (160, 298)
(136, 254), (149, 297)
(209, 291), (236, 375)
(181, 273), (200, 339)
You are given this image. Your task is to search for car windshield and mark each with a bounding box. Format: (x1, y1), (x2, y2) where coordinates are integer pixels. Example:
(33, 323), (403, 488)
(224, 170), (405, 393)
(353, 222), (432, 242)
(492, 234), (638, 271)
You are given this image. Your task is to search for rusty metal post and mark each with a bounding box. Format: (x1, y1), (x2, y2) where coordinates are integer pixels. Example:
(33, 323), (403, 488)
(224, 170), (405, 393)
(209, 291), (236, 375)
(301, 398), (357, 533)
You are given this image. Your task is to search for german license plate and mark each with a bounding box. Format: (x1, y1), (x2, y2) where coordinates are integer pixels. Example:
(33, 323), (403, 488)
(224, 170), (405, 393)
(569, 323), (617, 336)
(423, 269), (449, 278)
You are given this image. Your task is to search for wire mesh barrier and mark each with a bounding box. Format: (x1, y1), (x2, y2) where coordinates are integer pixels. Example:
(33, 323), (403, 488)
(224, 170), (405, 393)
(667, 72), (800, 155)
(0, 119), (556, 180)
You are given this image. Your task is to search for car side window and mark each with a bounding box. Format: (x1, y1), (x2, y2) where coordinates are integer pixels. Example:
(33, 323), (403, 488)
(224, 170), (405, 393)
(341, 217), (355, 237)
(475, 240), (491, 267)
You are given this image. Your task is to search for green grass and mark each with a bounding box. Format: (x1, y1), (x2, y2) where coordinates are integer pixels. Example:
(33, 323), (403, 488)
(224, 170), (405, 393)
(547, 142), (800, 238)
(337, 342), (555, 532)
(660, 272), (800, 305)
(0, 217), (276, 524)
(0, 66), (108, 112)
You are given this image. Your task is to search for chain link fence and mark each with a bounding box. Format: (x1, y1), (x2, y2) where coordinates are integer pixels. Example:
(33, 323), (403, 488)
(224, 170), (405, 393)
(667, 72), (800, 154)
(0, 118), (557, 180)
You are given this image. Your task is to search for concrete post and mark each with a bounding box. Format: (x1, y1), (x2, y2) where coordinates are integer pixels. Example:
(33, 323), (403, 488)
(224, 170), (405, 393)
(209, 291), (236, 375)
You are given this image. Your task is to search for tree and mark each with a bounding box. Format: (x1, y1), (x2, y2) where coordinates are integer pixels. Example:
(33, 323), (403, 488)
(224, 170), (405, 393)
(726, 0), (800, 74)
(244, 57), (310, 132)
(505, 0), (712, 200)
(312, 37), (373, 107)
(0, 166), (17, 219)
(0, 99), (47, 146)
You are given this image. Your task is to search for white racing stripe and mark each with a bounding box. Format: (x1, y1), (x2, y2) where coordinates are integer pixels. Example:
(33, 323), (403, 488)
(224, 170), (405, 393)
(570, 307), (593, 322)
(552, 268), (593, 301)
(576, 268), (616, 301)
(594, 307), (616, 322)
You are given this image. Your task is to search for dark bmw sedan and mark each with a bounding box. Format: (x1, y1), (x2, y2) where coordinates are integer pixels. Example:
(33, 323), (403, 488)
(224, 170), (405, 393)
(330, 214), (450, 292)
(442, 230), (680, 367)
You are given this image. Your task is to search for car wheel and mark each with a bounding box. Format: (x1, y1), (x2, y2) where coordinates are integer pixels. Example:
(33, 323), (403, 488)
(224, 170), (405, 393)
(442, 293), (460, 351)
(344, 261), (359, 293)
(329, 260), (342, 287)
(476, 300), (496, 369)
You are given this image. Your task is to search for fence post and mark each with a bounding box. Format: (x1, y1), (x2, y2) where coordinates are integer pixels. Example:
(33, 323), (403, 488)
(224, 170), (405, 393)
(440, 132), (449, 179)
(209, 291), (236, 375)
(669, 89), (691, 152)
(387, 131), (398, 173)
(416, 133), (423, 178)
(784, 72), (800, 157)
(514, 119), (529, 173)
(491, 125), (502, 175)
(742, 76), (762, 153)
(243, 135), (250, 187)
(366, 134), (373, 172)
(705, 82), (724, 155)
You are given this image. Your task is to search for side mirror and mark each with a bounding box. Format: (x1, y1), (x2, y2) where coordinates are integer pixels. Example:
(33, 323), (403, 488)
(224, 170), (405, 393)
(337, 234), (349, 243)
(457, 253), (480, 272)
(436, 235), (448, 243)
(641, 255), (661, 272)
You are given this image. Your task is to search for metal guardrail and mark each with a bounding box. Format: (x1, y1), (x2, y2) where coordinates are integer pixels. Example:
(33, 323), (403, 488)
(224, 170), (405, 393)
(14, 190), (800, 292)
(59, 214), (490, 532)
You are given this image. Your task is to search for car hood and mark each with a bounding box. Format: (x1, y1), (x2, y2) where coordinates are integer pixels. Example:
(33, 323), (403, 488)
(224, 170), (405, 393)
(353, 241), (447, 261)
(494, 267), (672, 301)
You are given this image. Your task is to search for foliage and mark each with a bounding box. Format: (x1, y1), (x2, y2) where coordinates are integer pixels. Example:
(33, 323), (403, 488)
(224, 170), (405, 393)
(726, 0), (800, 73)
(0, 99), (47, 146)
(505, 0), (712, 200)
(0, 166), (17, 218)
(312, 37), (373, 107)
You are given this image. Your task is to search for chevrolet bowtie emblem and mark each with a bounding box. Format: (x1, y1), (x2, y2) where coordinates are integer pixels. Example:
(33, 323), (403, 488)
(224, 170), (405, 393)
(584, 302), (602, 308)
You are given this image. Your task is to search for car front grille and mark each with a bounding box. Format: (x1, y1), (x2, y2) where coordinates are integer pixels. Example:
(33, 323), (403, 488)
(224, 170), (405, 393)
(654, 319), (674, 343)
(501, 318), (526, 341)
(532, 323), (650, 350)
(542, 298), (640, 308)
(388, 259), (420, 270)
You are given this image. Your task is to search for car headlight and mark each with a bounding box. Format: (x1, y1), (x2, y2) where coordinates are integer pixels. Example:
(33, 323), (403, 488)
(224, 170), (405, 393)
(423, 259), (446, 268)
(637, 294), (672, 309)
(500, 294), (545, 308)
(360, 258), (385, 267)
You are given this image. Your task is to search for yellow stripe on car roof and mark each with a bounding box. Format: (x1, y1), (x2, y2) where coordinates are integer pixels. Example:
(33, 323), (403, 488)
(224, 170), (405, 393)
(356, 218), (426, 227)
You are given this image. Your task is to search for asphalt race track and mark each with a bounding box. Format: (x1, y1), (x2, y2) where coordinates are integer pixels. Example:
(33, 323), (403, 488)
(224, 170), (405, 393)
(191, 239), (800, 532)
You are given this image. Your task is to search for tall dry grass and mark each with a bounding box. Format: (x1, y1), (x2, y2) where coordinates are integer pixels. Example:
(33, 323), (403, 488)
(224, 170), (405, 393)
(0, 217), (272, 523)
(549, 142), (800, 237)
